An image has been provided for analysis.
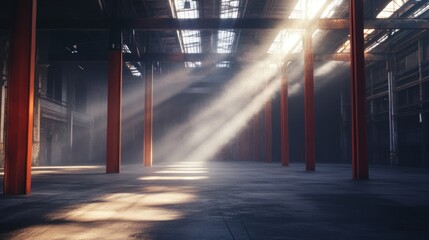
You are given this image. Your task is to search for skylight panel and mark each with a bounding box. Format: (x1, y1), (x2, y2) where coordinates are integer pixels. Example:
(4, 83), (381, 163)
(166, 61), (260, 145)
(216, 0), (240, 54)
(175, 0), (199, 19)
(336, 39), (350, 53)
(362, 0), (406, 52)
(366, 29), (399, 52)
(217, 30), (236, 53)
(289, 0), (328, 19)
(185, 61), (202, 68)
(220, 0), (240, 18)
(321, 0), (344, 18)
(337, 1), (408, 53)
(268, 30), (302, 54)
(376, 0), (406, 19)
(410, 2), (429, 18)
(217, 61), (231, 68)
(268, 0), (342, 54)
(181, 30), (202, 53)
(336, 29), (375, 53)
(125, 62), (142, 77)
(359, 0), (405, 53)
(171, 0), (202, 67)
(122, 44), (131, 54)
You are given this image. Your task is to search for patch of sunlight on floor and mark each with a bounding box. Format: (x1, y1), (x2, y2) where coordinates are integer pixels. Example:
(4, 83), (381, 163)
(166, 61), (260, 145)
(32, 166), (101, 169)
(32, 170), (59, 175)
(144, 160), (210, 180)
(169, 162), (206, 167)
(10, 222), (148, 240)
(103, 192), (195, 205)
(161, 167), (208, 170)
(31, 165), (104, 174)
(1, 166), (104, 176)
(140, 176), (209, 181)
(155, 170), (207, 174)
(143, 185), (196, 193)
(51, 191), (196, 222)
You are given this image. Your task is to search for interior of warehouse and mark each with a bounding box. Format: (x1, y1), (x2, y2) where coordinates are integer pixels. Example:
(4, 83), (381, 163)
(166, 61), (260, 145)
(0, 0), (429, 239)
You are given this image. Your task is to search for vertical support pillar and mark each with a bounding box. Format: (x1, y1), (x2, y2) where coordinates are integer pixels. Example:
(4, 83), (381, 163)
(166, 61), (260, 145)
(4, 0), (37, 194)
(304, 30), (315, 171)
(387, 70), (397, 165)
(65, 65), (75, 162)
(350, 0), (368, 179)
(106, 0), (122, 173)
(249, 118), (254, 161)
(106, 51), (123, 173)
(417, 40), (425, 165)
(144, 62), (153, 167)
(280, 63), (289, 167)
(0, 76), (6, 167)
(265, 89), (272, 163)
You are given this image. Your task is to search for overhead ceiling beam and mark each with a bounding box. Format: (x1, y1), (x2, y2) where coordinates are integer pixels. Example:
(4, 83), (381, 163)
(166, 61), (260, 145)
(125, 18), (349, 30)
(38, 52), (385, 63)
(30, 18), (429, 30)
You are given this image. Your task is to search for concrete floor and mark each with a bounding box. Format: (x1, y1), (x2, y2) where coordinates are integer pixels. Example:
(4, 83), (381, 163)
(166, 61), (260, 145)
(1, 161), (429, 240)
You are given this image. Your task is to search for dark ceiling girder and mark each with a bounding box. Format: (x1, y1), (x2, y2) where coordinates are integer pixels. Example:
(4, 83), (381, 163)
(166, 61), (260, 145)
(124, 18), (349, 30)
(39, 53), (384, 63)
(366, 18), (429, 29)
(135, 53), (384, 62)
(24, 18), (429, 30)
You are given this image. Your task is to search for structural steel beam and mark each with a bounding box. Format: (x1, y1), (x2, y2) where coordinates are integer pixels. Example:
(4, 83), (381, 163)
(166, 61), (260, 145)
(350, 0), (369, 180)
(136, 53), (385, 62)
(280, 63), (289, 167)
(106, 0), (122, 174)
(143, 62), (154, 167)
(366, 18), (429, 29)
(106, 50), (123, 173)
(4, 0), (37, 195)
(304, 30), (316, 171)
(19, 18), (429, 30)
(38, 53), (385, 64)
(126, 18), (350, 30)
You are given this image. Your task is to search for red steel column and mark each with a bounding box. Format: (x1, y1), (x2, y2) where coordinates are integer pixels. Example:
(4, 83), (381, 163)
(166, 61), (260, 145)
(144, 62), (153, 167)
(106, 0), (122, 173)
(350, 0), (368, 179)
(304, 30), (316, 171)
(280, 63), (289, 167)
(265, 90), (272, 163)
(106, 51), (123, 173)
(4, 0), (37, 195)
